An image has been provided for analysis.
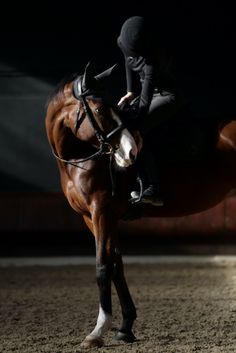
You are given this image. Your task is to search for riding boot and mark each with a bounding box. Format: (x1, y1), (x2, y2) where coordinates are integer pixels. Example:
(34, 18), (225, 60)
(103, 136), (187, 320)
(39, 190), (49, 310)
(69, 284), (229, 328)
(130, 145), (164, 206)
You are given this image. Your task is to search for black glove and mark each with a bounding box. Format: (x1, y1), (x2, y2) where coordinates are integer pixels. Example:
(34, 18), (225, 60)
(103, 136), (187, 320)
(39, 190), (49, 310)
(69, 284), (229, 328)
(118, 101), (139, 128)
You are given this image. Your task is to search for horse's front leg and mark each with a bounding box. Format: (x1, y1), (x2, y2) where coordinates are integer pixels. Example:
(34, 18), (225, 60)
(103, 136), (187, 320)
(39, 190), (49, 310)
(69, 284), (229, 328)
(113, 249), (137, 342)
(81, 212), (115, 348)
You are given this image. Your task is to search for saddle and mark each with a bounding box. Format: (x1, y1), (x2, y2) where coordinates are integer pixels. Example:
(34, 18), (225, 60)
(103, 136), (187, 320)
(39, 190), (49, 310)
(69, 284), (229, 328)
(148, 106), (221, 165)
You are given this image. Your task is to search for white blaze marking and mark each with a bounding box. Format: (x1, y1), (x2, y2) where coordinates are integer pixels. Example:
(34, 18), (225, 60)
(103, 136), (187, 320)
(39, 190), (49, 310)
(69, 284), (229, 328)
(86, 306), (112, 339)
(110, 109), (138, 167)
(115, 129), (138, 167)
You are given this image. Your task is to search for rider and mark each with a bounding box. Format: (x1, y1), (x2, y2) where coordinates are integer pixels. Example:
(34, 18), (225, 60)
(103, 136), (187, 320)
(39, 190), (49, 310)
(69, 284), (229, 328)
(117, 16), (185, 206)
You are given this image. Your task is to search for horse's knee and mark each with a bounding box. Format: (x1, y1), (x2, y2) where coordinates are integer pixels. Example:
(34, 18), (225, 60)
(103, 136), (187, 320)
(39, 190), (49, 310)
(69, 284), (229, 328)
(113, 257), (124, 278)
(96, 264), (114, 287)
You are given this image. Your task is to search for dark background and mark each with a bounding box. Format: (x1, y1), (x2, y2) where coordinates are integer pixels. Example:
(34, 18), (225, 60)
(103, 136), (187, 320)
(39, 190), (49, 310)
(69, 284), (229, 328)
(1, 1), (236, 192)
(0, 1), (236, 256)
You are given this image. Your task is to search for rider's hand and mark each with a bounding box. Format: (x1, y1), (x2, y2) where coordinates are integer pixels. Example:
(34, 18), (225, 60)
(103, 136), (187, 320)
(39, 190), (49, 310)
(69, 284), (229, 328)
(117, 92), (135, 107)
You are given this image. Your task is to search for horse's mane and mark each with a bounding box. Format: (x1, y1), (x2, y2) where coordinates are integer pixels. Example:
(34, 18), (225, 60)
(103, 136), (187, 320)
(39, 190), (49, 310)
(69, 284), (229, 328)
(45, 72), (80, 108)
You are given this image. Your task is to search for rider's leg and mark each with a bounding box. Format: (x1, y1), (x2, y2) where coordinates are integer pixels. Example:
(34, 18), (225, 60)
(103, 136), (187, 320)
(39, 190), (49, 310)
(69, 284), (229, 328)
(139, 90), (185, 135)
(131, 142), (164, 206)
(131, 90), (185, 206)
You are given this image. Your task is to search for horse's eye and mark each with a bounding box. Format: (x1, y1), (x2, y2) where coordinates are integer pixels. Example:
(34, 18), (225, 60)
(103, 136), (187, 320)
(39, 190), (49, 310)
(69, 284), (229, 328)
(95, 107), (104, 115)
(95, 108), (100, 114)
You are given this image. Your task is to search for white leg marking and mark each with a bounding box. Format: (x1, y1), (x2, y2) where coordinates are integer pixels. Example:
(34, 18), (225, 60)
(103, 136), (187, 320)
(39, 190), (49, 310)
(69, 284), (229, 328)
(87, 305), (112, 339)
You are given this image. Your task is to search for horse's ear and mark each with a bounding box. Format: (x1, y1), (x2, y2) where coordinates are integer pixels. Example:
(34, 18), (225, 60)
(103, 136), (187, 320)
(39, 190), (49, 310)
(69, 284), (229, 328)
(95, 64), (118, 82)
(82, 61), (97, 91)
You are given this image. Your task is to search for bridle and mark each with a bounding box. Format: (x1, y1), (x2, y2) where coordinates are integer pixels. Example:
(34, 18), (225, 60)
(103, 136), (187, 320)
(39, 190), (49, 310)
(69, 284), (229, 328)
(51, 75), (126, 195)
(52, 75), (125, 167)
(74, 75), (125, 149)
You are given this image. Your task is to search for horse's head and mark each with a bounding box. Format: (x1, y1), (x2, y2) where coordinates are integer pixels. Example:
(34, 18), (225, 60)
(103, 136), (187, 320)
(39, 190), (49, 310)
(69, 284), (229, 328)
(72, 62), (138, 167)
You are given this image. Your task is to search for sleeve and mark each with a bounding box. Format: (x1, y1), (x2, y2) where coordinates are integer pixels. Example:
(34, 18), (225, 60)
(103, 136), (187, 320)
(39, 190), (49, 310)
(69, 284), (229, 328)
(137, 63), (155, 119)
(125, 57), (136, 93)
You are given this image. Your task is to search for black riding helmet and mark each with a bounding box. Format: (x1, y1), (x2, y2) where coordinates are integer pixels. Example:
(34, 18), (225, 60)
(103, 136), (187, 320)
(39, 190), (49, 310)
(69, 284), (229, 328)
(117, 16), (149, 57)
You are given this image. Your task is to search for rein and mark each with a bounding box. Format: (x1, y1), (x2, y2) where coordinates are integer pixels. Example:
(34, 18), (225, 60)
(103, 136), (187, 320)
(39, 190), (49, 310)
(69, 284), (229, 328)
(51, 141), (113, 167)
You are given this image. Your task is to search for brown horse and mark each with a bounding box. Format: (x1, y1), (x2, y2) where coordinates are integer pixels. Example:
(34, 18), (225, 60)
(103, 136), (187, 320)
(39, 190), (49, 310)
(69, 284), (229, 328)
(45, 62), (236, 348)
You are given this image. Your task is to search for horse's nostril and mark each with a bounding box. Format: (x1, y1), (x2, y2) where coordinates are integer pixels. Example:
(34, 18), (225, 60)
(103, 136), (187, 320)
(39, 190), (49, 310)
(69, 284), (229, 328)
(129, 151), (136, 163)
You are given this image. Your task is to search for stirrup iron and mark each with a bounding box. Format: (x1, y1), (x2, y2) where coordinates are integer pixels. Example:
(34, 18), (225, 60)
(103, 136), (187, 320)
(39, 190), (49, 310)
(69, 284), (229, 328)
(130, 175), (144, 204)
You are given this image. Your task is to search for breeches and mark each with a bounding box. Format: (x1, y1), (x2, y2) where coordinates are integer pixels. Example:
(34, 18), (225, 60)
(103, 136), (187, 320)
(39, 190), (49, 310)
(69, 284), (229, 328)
(139, 90), (185, 136)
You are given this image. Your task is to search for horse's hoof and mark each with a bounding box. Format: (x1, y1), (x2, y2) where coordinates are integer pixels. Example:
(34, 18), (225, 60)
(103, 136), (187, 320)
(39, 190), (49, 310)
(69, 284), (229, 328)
(114, 330), (136, 343)
(80, 336), (104, 348)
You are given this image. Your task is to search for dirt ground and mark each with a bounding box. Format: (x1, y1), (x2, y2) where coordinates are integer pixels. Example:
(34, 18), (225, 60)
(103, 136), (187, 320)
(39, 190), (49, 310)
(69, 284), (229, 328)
(0, 261), (236, 353)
